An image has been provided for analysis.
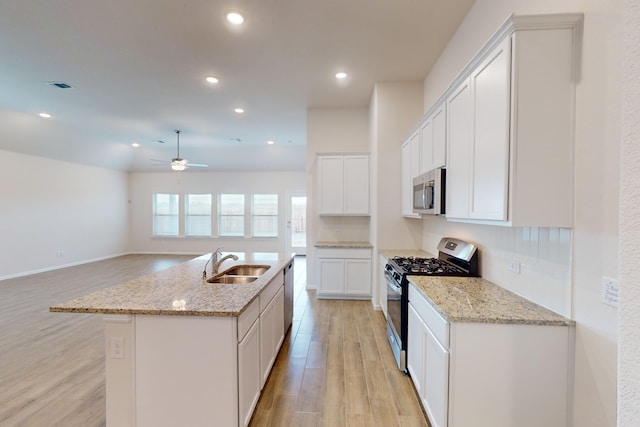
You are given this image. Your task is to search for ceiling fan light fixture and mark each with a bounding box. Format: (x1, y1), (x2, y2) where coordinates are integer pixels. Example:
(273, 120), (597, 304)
(171, 160), (186, 171)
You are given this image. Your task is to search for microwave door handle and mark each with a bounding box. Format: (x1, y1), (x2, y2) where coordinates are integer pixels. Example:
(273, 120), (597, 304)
(421, 182), (427, 208)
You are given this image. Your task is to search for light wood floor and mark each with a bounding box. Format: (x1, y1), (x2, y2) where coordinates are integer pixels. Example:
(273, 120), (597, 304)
(0, 255), (428, 427)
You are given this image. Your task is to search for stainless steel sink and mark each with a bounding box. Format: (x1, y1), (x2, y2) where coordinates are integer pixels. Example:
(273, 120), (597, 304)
(222, 264), (271, 276)
(205, 264), (271, 284)
(207, 275), (258, 284)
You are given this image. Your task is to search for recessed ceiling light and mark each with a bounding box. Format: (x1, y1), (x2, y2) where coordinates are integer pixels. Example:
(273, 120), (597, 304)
(234, 108), (245, 114)
(335, 72), (347, 79)
(226, 11), (244, 25)
(39, 112), (51, 118)
(206, 76), (219, 84)
(267, 140), (275, 145)
(132, 142), (140, 147)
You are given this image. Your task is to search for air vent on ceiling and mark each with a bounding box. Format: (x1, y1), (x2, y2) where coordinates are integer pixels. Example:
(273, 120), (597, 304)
(47, 81), (73, 89)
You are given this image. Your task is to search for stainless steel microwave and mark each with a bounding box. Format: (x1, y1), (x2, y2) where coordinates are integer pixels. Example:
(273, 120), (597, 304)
(413, 168), (446, 215)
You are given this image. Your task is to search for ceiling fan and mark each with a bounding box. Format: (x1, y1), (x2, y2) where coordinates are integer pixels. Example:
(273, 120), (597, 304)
(151, 130), (208, 171)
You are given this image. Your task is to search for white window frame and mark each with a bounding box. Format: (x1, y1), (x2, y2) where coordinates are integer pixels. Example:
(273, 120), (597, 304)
(152, 193), (180, 237)
(251, 194), (278, 237)
(185, 194), (212, 237)
(218, 194), (245, 237)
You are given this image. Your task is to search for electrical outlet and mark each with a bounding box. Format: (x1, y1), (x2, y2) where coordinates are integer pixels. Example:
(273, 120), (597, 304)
(110, 337), (124, 359)
(602, 277), (619, 308)
(509, 260), (521, 274)
(56, 250), (65, 257)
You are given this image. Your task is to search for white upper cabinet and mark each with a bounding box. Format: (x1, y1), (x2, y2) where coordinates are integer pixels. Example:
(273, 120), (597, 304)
(447, 37), (511, 222)
(443, 13), (583, 227)
(400, 130), (422, 218)
(317, 153), (370, 216)
(445, 77), (473, 220)
(420, 102), (446, 174)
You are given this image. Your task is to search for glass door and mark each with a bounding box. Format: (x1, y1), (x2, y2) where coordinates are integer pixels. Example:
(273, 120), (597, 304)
(286, 192), (307, 256)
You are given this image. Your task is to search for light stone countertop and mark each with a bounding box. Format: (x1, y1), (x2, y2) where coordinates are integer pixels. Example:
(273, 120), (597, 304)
(315, 241), (373, 248)
(50, 252), (295, 317)
(409, 276), (575, 326)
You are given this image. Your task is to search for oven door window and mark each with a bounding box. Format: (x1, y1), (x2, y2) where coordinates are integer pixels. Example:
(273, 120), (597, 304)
(386, 276), (403, 337)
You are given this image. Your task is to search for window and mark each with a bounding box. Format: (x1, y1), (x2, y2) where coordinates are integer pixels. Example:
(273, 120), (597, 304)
(252, 194), (278, 237)
(219, 194), (245, 237)
(185, 194), (212, 237)
(153, 193), (179, 236)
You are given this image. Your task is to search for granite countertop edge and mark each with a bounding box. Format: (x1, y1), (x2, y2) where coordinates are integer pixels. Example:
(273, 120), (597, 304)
(408, 275), (575, 327)
(49, 253), (295, 318)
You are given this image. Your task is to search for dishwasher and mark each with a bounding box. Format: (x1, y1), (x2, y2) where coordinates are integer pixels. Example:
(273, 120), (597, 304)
(283, 260), (294, 332)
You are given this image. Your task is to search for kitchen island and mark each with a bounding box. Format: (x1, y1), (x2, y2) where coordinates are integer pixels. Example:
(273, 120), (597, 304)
(50, 252), (295, 427)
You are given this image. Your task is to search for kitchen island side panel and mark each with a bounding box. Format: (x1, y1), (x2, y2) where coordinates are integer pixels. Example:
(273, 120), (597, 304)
(135, 315), (238, 427)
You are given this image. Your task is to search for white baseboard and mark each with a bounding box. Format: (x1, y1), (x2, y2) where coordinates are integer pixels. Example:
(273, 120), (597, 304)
(0, 252), (204, 282)
(0, 252), (131, 281)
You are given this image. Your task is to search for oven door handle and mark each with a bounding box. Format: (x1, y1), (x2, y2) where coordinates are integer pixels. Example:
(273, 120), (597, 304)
(385, 274), (402, 293)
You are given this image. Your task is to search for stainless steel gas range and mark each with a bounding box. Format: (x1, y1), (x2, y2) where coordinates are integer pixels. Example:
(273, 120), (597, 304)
(384, 237), (479, 372)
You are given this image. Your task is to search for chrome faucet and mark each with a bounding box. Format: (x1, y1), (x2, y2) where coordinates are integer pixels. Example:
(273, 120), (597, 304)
(213, 253), (239, 274)
(203, 246), (224, 278)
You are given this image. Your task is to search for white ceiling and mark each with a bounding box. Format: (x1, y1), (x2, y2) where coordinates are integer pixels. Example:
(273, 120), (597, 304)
(0, 0), (474, 172)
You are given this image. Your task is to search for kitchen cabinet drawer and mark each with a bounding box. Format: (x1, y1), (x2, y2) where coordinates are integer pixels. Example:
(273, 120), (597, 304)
(409, 283), (449, 348)
(316, 248), (371, 259)
(260, 270), (284, 312)
(238, 298), (259, 342)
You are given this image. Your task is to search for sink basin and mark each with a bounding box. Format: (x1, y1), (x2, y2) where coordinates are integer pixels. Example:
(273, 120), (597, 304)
(207, 275), (258, 284)
(221, 264), (271, 276)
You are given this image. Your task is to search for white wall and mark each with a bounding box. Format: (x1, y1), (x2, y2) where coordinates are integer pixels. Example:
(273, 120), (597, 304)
(128, 171), (305, 255)
(306, 108), (370, 287)
(369, 82), (424, 308)
(420, 1), (621, 426)
(0, 150), (129, 279)
(619, 0), (640, 424)
(370, 83), (424, 250)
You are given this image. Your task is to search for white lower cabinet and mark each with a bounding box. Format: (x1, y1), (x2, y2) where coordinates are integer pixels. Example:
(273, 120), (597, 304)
(317, 248), (372, 299)
(238, 317), (260, 427)
(408, 284), (572, 427)
(260, 286), (285, 388)
(408, 295), (449, 427)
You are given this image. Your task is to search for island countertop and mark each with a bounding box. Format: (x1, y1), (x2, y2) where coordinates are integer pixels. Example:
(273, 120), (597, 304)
(409, 275), (575, 326)
(50, 252), (295, 317)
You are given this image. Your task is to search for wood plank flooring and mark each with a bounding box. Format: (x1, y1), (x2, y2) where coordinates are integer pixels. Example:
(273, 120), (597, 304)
(0, 255), (428, 427)
(251, 258), (428, 427)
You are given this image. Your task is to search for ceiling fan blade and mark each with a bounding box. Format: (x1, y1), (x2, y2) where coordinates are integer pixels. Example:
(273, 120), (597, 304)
(150, 158), (170, 163)
(187, 163), (208, 168)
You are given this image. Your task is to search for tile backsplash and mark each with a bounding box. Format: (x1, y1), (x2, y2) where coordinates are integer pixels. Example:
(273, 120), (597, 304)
(423, 218), (572, 317)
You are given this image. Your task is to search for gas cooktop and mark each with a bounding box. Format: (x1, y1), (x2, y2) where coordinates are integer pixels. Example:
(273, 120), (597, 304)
(387, 237), (479, 277)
